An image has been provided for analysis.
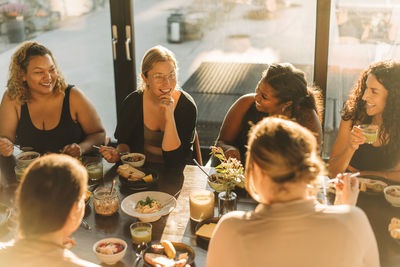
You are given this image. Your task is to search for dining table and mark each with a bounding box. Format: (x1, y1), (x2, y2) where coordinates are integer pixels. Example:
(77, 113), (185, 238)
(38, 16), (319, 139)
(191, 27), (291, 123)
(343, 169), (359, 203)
(1, 154), (400, 267)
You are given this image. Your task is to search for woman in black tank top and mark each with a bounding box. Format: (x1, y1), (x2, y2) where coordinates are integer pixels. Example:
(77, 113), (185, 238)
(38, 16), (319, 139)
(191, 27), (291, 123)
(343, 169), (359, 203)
(213, 63), (322, 165)
(329, 60), (400, 182)
(0, 41), (105, 157)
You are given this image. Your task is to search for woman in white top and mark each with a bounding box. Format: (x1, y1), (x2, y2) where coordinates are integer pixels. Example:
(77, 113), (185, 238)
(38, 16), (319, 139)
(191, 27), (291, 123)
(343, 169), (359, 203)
(207, 117), (379, 267)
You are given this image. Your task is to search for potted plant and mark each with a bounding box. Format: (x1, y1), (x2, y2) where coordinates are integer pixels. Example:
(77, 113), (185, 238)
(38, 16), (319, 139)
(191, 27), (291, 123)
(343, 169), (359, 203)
(0, 2), (27, 43)
(209, 146), (245, 215)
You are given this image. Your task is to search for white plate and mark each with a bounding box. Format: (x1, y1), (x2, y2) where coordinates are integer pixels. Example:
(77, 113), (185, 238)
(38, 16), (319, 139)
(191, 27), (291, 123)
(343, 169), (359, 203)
(121, 191), (176, 222)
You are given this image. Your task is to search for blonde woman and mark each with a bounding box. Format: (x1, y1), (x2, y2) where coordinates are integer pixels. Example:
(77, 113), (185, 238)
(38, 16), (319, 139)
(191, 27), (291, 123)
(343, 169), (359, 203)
(0, 41), (105, 157)
(100, 45), (197, 165)
(207, 117), (379, 267)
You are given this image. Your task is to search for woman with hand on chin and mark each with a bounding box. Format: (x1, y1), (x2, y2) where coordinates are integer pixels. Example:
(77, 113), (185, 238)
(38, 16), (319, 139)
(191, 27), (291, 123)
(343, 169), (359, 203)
(100, 45), (197, 165)
(0, 41), (105, 157)
(329, 60), (400, 181)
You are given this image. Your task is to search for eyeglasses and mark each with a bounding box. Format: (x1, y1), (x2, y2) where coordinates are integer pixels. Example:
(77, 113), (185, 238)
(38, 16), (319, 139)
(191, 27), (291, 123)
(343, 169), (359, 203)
(152, 73), (176, 84)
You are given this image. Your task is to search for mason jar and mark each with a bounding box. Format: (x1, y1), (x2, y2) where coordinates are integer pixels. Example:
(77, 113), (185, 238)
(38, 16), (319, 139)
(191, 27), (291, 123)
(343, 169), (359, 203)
(93, 187), (119, 216)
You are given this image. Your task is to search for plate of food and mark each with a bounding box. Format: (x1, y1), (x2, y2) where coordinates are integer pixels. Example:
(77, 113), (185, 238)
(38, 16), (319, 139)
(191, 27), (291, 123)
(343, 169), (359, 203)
(0, 203), (11, 227)
(143, 240), (195, 267)
(195, 217), (219, 249)
(117, 164), (158, 190)
(121, 191), (176, 222)
(358, 177), (387, 195)
(388, 217), (400, 244)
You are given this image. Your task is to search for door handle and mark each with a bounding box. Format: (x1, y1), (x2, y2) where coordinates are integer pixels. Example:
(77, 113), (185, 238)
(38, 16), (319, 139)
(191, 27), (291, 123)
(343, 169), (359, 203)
(112, 25), (118, 60)
(125, 25), (132, 61)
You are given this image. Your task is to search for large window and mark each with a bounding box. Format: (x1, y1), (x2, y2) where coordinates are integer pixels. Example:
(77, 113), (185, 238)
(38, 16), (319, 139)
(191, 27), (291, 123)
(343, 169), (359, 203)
(133, 0), (317, 148)
(0, 0), (116, 135)
(323, 0), (400, 157)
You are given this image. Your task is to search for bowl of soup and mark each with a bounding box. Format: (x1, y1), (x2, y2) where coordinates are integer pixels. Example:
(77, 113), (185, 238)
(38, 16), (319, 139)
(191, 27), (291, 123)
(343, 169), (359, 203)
(93, 238), (127, 265)
(384, 186), (400, 207)
(15, 151), (40, 167)
(121, 153), (146, 167)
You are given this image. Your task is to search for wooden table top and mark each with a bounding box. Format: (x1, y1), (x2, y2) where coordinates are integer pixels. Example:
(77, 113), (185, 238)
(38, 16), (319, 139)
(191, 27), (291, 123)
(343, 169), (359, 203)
(1, 155), (400, 267)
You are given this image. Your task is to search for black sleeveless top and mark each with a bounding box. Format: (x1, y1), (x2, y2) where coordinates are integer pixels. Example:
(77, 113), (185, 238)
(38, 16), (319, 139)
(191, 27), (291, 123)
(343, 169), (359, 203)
(234, 101), (269, 160)
(15, 85), (85, 154)
(350, 144), (400, 171)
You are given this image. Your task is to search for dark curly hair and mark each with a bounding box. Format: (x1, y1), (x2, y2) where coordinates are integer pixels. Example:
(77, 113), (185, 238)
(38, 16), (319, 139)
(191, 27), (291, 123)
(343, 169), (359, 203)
(261, 63), (324, 123)
(342, 60), (400, 157)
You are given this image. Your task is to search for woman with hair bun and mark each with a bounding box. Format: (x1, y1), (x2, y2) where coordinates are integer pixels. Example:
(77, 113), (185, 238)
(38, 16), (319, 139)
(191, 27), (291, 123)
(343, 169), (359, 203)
(214, 63), (322, 163)
(207, 117), (379, 267)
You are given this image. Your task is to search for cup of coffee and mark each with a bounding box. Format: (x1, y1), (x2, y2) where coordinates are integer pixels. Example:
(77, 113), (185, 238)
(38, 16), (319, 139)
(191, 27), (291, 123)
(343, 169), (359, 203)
(189, 189), (215, 222)
(360, 124), (378, 144)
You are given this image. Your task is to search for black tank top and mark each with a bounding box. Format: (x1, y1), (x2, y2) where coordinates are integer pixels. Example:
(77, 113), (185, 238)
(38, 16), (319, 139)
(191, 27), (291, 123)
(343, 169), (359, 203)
(350, 143), (400, 171)
(15, 85), (85, 154)
(234, 101), (269, 160)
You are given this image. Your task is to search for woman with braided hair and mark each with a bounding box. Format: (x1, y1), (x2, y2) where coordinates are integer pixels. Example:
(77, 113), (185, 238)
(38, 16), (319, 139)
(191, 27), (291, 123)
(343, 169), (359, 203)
(329, 60), (400, 181)
(207, 117), (379, 267)
(213, 63), (322, 164)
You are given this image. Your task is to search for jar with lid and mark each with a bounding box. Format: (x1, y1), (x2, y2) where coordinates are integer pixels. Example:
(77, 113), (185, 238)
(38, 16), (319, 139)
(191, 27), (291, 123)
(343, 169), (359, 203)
(93, 187), (119, 216)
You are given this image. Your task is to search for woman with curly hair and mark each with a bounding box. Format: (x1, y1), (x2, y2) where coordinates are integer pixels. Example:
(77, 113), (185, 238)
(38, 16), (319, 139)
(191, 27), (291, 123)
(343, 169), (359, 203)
(329, 60), (400, 181)
(213, 63), (322, 163)
(0, 41), (105, 157)
(207, 117), (378, 267)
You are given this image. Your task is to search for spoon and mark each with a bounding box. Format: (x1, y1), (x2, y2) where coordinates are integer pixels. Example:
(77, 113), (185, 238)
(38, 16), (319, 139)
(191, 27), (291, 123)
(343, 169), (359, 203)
(110, 179), (116, 194)
(81, 219), (91, 230)
(162, 189), (182, 207)
(326, 172), (361, 184)
(93, 145), (128, 157)
(192, 159), (212, 179)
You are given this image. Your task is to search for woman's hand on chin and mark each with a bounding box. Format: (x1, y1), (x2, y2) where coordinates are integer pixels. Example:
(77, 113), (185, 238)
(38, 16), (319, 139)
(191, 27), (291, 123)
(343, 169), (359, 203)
(160, 95), (175, 121)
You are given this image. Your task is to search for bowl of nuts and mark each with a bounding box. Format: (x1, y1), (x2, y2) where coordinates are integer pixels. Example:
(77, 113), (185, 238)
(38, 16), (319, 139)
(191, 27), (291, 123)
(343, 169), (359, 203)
(121, 153), (145, 168)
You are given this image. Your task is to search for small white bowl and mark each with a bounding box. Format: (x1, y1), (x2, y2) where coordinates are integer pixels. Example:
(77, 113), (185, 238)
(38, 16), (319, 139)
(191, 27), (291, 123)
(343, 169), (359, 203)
(93, 237), (127, 265)
(384, 186), (400, 207)
(121, 153), (145, 167)
(15, 151), (40, 167)
(208, 174), (226, 193)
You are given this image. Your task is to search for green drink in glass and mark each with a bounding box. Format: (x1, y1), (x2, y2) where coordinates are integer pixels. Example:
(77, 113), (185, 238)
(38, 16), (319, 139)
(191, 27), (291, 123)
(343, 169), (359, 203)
(360, 124), (378, 144)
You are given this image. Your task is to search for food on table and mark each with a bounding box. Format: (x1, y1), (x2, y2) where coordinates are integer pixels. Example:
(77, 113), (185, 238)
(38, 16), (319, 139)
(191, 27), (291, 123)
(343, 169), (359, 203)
(85, 191), (92, 202)
(144, 241), (189, 267)
(195, 223), (217, 239)
(388, 217), (400, 239)
(151, 243), (165, 254)
(93, 188), (119, 216)
(96, 241), (125, 255)
(358, 178), (387, 193)
(123, 154), (144, 162)
(386, 187), (400, 198)
(18, 154), (39, 160)
(161, 240), (176, 259)
(135, 196), (162, 214)
(143, 174), (153, 183)
(117, 164), (145, 180)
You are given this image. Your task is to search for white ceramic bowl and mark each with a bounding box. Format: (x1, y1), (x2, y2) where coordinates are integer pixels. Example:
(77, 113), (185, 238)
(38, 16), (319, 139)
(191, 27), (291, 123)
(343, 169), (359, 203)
(93, 237), (127, 265)
(384, 185), (400, 207)
(121, 191), (176, 223)
(121, 153), (145, 167)
(15, 151), (40, 167)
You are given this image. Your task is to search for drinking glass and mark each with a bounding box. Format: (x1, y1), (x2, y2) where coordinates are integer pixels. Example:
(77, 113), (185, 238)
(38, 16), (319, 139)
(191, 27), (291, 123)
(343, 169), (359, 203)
(83, 154), (103, 182)
(360, 124), (378, 144)
(189, 189), (215, 222)
(130, 222), (152, 256)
